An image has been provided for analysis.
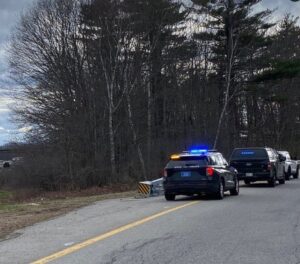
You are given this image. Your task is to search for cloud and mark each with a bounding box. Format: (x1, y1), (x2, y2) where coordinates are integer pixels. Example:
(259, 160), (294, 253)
(0, 117), (27, 145)
(0, 109), (10, 113)
(18, 126), (32, 133)
(0, 1), (36, 145)
(0, 95), (19, 144)
(260, 0), (300, 21)
(0, 0), (35, 44)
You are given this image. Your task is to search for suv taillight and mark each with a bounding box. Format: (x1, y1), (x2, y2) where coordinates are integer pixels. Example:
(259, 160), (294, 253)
(206, 167), (214, 177)
(267, 163), (272, 170)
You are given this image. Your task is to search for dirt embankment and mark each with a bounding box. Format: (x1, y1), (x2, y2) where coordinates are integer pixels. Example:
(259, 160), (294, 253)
(0, 185), (136, 240)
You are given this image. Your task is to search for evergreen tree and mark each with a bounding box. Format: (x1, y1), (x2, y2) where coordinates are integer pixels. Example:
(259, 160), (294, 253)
(192, 0), (273, 151)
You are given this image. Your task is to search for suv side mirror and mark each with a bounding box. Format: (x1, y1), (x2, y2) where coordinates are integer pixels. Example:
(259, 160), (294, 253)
(229, 166), (238, 174)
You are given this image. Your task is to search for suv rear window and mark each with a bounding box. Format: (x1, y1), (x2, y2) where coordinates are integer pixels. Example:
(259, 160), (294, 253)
(166, 156), (208, 168)
(231, 149), (268, 160)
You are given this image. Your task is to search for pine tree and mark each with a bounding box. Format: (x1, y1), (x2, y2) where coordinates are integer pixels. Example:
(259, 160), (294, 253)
(122, 0), (191, 174)
(191, 0), (273, 151)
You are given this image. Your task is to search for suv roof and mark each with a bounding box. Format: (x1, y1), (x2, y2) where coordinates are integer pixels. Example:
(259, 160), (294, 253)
(170, 150), (220, 160)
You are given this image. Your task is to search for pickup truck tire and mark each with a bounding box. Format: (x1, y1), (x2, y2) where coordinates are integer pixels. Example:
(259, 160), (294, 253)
(268, 176), (276, 187)
(278, 178), (285, 184)
(285, 167), (291, 181)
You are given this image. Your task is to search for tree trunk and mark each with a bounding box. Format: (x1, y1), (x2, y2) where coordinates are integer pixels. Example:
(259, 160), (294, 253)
(108, 90), (116, 178)
(147, 81), (152, 174)
(125, 89), (147, 180)
(214, 1), (235, 149)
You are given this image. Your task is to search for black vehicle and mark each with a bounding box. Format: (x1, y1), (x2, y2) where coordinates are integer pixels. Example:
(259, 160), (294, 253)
(163, 149), (239, 201)
(229, 147), (286, 187)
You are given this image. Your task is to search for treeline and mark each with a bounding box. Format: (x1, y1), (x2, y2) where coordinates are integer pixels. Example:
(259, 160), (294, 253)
(8, 0), (300, 190)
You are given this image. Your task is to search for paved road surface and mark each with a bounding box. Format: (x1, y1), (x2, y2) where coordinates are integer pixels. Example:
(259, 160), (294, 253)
(1, 180), (300, 264)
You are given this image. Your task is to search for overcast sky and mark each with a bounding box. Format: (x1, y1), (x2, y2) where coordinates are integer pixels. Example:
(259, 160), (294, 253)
(0, 0), (299, 145)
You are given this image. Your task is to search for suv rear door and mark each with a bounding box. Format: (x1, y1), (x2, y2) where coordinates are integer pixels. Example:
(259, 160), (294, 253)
(211, 153), (233, 188)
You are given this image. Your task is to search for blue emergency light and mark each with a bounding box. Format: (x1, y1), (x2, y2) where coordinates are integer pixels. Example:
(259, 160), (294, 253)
(241, 151), (255, 155)
(190, 149), (208, 154)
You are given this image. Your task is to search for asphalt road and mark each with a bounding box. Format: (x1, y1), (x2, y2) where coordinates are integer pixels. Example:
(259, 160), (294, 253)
(1, 179), (300, 264)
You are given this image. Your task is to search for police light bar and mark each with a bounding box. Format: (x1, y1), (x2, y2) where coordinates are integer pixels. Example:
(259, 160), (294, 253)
(241, 151), (255, 155)
(170, 154), (180, 160)
(208, 149), (218, 152)
(190, 149), (208, 154)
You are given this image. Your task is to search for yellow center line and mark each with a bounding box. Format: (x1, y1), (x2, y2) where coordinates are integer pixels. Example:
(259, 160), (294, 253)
(31, 201), (199, 264)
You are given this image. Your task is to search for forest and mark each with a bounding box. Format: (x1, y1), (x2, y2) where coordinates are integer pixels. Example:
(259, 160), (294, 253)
(5, 0), (300, 190)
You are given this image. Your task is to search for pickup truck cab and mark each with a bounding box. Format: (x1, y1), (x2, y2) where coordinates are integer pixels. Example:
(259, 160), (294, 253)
(229, 147), (286, 187)
(278, 151), (299, 179)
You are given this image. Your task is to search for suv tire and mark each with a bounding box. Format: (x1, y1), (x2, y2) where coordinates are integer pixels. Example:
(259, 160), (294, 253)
(230, 178), (239, 196)
(214, 180), (224, 200)
(244, 180), (251, 185)
(293, 166), (299, 179)
(285, 167), (291, 181)
(165, 193), (175, 201)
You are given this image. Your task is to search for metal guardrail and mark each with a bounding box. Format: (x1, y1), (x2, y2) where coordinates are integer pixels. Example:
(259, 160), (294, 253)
(137, 178), (164, 198)
(138, 181), (152, 196)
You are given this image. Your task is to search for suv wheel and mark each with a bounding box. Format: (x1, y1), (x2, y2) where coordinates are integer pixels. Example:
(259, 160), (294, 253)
(230, 178), (239, 196)
(244, 180), (251, 185)
(165, 193), (175, 201)
(285, 167), (291, 181)
(268, 176), (276, 187)
(293, 166), (299, 179)
(215, 180), (224, 200)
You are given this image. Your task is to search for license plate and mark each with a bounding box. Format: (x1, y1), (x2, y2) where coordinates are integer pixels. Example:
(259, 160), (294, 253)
(181, 171), (191, 177)
(246, 173), (253, 177)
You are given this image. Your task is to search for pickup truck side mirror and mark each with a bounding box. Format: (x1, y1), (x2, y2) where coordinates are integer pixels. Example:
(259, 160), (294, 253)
(278, 154), (286, 162)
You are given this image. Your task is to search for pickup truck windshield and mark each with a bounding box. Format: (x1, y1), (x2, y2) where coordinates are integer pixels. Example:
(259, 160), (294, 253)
(278, 151), (291, 160)
(231, 149), (268, 160)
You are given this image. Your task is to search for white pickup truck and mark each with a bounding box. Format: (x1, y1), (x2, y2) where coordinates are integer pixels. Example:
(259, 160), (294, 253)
(278, 151), (299, 179)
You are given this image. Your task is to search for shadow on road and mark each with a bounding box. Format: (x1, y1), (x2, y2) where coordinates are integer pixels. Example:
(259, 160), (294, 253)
(171, 193), (231, 202)
(240, 183), (273, 188)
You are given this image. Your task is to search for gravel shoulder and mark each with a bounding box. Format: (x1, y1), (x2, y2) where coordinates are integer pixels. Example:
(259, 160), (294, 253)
(0, 189), (136, 240)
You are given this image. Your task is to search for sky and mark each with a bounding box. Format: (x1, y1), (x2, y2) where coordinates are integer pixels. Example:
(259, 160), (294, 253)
(0, 0), (299, 145)
(0, 0), (34, 145)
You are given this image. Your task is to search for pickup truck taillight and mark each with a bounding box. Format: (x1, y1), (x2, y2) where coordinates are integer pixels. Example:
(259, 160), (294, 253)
(267, 163), (272, 170)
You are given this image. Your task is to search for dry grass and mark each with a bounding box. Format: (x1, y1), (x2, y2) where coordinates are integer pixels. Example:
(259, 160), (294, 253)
(0, 187), (137, 240)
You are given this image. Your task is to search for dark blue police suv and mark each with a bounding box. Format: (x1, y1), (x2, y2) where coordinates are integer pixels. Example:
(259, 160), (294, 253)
(163, 149), (239, 201)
